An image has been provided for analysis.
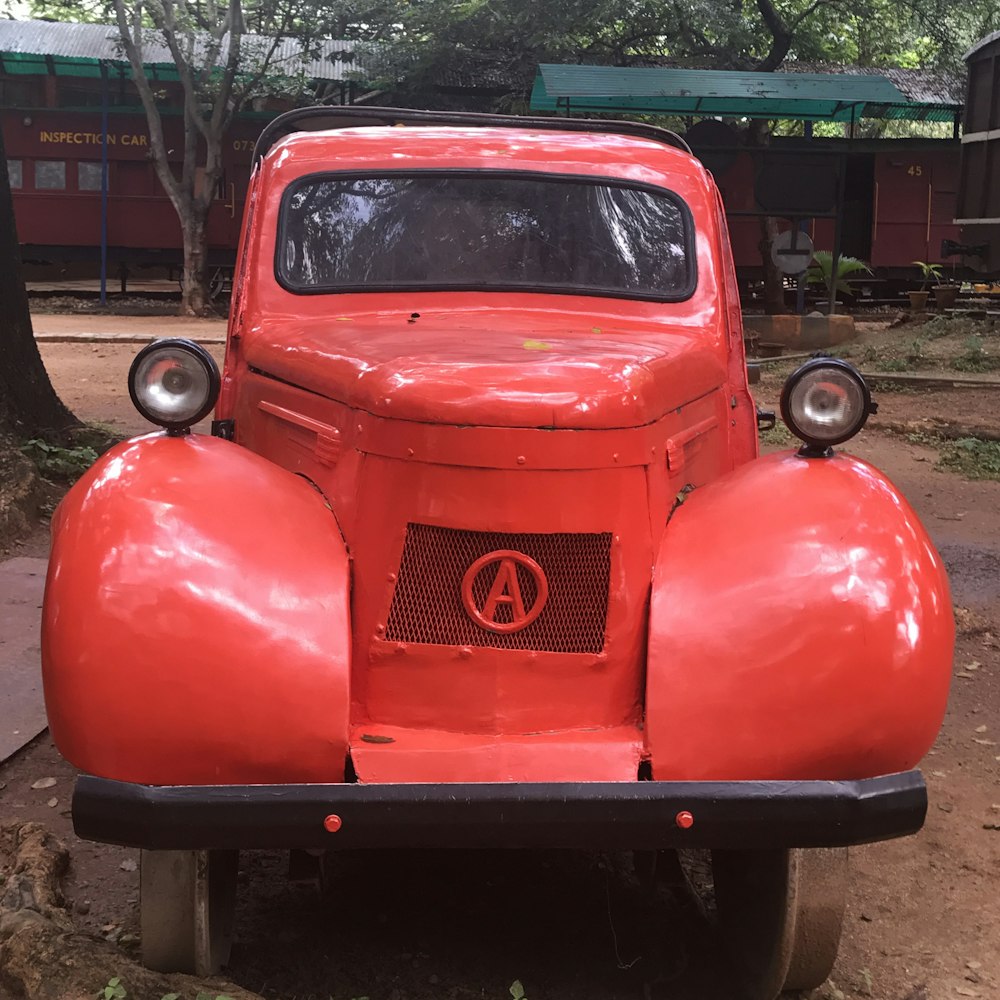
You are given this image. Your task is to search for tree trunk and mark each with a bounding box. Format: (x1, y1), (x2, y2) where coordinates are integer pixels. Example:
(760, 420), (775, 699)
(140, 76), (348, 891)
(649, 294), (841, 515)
(758, 214), (788, 314)
(0, 126), (77, 437)
(746, 119), (788, 315)
(180, 206), (210, 316)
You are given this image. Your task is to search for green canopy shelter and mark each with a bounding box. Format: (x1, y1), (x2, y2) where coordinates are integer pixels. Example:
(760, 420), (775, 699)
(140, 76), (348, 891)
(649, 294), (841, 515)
(530, 64), (963, 313)
(530, 64), (961, 125)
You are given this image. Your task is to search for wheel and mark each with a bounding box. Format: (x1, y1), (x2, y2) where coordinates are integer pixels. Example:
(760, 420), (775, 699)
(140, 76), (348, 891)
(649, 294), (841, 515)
(712, 847), (848, 1000)
(208, 267), (232, 300)
(140, 849), (239, 975)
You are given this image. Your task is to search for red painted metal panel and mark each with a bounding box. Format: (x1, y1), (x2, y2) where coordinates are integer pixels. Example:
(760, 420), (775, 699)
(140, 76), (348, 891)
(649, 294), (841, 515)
(348, 724), (644, 783)
(42, 434), (352, 785)
(647, 451), (953, 781)
(872, 149), (960, 266)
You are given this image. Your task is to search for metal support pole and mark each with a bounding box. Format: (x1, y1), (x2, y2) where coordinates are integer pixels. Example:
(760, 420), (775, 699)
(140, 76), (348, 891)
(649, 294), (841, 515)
(797, 120), (814, 315)
(100, 62), (109, 307)
(829, 152), (847, 316)
(829, 109), (854, 317)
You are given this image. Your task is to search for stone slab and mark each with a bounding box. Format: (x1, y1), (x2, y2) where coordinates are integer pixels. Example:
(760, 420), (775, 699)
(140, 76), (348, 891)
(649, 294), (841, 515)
(742, 314), (856, 349)
(0, 557), (49, 762)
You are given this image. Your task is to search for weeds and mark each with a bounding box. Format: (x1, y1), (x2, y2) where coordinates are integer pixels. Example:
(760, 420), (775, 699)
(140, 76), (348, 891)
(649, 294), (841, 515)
(950, 337), (1000, 373)
(97, 979), (235, 1000)
(920, 315), (961, 340)
(759, 422), (795, 447)
(900, 429), (1000, 479)
(873, 338), (927, 372)
(876, 358), (912, 372)
(937, 437), (1000, 480)
(906, 338), (928, 367)
(20, 438), (98, 481)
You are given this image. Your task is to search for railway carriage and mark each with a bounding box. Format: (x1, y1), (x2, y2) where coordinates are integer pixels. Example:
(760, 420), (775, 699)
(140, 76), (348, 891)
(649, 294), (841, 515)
(2, 107), (257, 284)
(956, 31), (1000, 273)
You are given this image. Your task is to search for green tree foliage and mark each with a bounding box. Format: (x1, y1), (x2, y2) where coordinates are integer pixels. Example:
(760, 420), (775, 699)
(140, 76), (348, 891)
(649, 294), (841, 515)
(372, 0), (1000, 102)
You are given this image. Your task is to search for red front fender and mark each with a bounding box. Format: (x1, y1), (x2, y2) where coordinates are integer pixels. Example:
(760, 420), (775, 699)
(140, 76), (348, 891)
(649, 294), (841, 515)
(42, 433), (350, 785)
(646, 451), (953, 781)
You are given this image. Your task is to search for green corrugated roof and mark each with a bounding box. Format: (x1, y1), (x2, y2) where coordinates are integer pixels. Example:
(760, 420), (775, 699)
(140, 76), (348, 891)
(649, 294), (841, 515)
(0, 50), (179, 79)
(530, 64), (959, 122)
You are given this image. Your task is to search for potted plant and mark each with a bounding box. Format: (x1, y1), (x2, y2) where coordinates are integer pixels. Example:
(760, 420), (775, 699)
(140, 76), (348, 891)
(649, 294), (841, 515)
(910, 261), (942, 311)
(933, 266), (962, 311)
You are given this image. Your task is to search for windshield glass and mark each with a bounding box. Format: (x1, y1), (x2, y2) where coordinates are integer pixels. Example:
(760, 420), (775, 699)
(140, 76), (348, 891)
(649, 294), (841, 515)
(278, 172), (695, 300)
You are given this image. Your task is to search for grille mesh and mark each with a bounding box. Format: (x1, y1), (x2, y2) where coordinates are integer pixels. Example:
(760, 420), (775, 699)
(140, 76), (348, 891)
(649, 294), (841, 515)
(384, 524), (611, 653)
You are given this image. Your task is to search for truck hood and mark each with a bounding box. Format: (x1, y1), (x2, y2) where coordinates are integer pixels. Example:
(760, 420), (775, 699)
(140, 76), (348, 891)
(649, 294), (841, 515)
(242, 312), (726, 429)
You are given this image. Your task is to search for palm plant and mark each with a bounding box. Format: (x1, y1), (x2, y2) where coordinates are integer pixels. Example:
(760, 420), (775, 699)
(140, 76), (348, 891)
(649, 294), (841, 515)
(805, 251), (872, 304)
(912, 261), (944, 291)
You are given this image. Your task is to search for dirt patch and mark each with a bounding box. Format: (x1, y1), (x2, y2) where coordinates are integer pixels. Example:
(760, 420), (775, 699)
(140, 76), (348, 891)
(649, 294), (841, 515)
(0, 822), (261, 1000)
(34, 341), (225, 438)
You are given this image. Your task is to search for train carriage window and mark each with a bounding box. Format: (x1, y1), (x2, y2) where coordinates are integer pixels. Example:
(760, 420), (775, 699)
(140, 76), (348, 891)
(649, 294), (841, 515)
(0, 79), (37, 106)
(35, 161), (66, 190)
(7, 160), (22, 189)
(78, 162), (104, 192)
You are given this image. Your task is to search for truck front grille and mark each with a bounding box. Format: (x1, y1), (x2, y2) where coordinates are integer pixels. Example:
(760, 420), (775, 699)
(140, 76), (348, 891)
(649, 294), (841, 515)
(384, 523), (611, 653)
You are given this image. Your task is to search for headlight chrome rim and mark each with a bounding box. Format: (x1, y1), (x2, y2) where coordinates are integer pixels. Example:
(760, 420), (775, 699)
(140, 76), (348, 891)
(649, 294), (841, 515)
(128, 338), (221, 433)
(779, 357), (875, 450)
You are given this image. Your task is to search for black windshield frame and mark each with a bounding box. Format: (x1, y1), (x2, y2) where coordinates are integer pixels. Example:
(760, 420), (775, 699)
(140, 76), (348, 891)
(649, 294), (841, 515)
(274, 169), (698, 303)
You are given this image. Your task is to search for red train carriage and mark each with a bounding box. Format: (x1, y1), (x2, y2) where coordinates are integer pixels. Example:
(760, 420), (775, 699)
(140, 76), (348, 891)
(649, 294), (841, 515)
(2, 107), (262, 283)
(956, 31), (1000, 274)
(720, 138), (962, 289)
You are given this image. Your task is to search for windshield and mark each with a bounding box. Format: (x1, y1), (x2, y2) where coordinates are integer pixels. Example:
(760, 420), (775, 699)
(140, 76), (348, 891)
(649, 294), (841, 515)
(277, 171), (695, 300)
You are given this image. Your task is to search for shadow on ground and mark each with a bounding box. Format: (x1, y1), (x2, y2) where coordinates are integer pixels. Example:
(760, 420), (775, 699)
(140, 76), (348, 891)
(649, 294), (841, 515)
(227, 848), (742, 1000)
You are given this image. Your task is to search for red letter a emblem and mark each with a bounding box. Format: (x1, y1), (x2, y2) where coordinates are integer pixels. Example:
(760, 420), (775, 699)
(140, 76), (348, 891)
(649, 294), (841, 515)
(481, 558), (527, 625)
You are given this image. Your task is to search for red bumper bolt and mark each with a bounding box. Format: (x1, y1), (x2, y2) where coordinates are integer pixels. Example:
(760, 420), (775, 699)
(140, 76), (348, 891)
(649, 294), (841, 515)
(675, 810), (694, 830)
(323, 814), (343, 833)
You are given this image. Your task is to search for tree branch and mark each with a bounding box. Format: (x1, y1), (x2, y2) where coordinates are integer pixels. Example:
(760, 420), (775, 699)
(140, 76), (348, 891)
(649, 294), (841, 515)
(753, 0), (792, 71)
(111, 0), (184, 210)
(145, 0), (213, 144)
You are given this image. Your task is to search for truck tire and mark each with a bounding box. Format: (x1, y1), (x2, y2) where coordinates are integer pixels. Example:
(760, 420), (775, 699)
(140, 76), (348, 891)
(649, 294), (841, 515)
(140, 848), (239, 975)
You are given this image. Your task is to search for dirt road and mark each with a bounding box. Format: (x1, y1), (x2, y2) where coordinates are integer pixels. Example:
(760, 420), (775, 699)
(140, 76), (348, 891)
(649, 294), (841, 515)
(2, 333), (999, 1000)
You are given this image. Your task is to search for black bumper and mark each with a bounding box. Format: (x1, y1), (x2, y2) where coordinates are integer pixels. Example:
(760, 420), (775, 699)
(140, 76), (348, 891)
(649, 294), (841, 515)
(72, 770), (927, 851)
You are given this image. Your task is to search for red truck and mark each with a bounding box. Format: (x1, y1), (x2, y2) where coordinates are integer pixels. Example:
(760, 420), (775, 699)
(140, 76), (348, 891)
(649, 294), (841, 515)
(41, 107), (953, 999)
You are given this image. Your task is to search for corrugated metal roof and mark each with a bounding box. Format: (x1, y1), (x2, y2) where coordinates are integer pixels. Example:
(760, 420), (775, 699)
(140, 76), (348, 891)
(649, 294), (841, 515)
(531, 64), (960, 122)
(0, 17), (376, 82)
(782, 62), (964, 107)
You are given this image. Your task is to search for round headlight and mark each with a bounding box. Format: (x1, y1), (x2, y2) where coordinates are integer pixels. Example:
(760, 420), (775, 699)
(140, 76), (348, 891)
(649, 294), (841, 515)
(779, 358), (876, 450)
(128, 339), (220, 433)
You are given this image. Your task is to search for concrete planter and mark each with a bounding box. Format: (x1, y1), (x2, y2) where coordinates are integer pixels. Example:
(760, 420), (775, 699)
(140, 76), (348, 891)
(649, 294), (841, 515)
(933, 285), (961, 310)
(742, 314), (856, 350)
